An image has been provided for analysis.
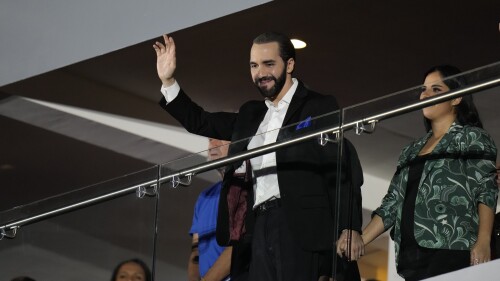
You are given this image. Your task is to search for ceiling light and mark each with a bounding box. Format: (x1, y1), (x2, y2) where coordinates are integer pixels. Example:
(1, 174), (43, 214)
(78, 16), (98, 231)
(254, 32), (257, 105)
(290, 39), (307, 49)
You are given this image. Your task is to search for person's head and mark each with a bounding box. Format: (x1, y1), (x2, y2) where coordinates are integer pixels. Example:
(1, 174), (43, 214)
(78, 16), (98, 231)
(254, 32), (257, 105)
(420, 65), (483, 131)
(250, 32), (295, 101)
(253, 32), (296, 64)
(208, 138), (230, 176)
(208, 138), (230, 161)
(111, 258), (151, 281)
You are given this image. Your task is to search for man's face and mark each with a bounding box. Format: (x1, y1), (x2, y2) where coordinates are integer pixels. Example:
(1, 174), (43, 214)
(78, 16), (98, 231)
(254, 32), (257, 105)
(208, 138), (230, 161)
(250, 42), (288, 100)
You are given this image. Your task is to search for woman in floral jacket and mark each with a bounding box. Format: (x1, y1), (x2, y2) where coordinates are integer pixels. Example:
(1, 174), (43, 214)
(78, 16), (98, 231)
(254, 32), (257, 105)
(338, 65), (498, 281)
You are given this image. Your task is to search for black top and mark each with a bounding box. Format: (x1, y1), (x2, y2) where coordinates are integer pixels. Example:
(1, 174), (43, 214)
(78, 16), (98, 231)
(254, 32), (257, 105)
(400, 156), (426, 250)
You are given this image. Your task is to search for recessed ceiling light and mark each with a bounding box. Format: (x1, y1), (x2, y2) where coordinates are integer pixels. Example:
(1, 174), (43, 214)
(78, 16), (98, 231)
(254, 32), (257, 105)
(290, 39), (307, 49)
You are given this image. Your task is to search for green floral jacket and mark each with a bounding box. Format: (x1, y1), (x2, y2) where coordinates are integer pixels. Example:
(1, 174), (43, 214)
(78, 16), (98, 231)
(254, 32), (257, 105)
(374, 122), (498, 267)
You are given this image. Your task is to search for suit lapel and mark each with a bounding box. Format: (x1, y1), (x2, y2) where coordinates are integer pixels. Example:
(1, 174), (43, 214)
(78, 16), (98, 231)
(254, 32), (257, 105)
(418, 122), (462, 186)
(282, 81), (308, 126)
(406, 132), (431, 164)
(275, 81), (308, 142)
(431, 122), (461, 154)
(228, 102), (267, 170)
(240, 106), (267, 141)
(229, 80), (307, 169)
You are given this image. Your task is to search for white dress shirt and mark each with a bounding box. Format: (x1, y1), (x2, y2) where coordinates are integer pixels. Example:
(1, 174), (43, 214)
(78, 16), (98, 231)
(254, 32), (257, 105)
(160, 78), (299, 207)
(247, 78), (297, 207)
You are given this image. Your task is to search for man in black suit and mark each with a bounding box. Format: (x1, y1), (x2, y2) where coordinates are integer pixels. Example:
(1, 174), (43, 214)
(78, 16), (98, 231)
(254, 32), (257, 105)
(153, 32), (363, 281)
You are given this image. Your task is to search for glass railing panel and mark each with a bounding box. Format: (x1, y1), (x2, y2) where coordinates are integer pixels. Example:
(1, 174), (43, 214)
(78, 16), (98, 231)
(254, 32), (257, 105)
(156, 108), (344, 280)
(0, 166), (159, 281)
(157, 109), (343, 179)
(0, 166), (159, 227)
(156, 150), (227, 280)
(340, 125), (408, 281)
(0, 94), (159, 214)
(339, 61), (500, 280)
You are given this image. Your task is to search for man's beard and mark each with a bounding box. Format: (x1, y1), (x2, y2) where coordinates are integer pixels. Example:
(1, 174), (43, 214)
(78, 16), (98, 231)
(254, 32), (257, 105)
(254, 68), (287, 101)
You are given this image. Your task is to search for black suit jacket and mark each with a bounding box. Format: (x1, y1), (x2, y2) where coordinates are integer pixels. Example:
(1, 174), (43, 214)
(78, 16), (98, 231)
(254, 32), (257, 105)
(160, 81), (363, 251)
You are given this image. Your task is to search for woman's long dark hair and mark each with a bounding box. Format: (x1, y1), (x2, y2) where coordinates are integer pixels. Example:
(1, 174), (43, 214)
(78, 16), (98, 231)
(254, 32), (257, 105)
(423, 65), (483, 131)
(110, 258), (152, 281)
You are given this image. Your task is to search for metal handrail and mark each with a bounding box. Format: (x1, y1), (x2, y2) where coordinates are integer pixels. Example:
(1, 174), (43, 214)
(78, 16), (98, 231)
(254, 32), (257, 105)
(0, 179), (158, 235)
(160, 77), (500, 183)
(1, 76), (499, 235)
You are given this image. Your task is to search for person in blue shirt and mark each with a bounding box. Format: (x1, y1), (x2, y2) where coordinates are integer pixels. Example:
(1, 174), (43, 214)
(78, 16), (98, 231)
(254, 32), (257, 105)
(189, 138), (232, 281)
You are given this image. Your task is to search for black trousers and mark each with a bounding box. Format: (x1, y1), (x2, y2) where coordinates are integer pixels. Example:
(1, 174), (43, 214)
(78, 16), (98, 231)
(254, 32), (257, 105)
(398, 246), (470, 281)
(248, 206), (332, 281)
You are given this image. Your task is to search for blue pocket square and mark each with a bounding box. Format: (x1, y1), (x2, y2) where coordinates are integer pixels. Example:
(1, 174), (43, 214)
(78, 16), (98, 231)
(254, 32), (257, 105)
(296, 116), (312, 130)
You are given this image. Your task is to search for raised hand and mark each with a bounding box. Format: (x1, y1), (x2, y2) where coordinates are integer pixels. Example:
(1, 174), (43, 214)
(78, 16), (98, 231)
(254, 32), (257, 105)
(153, 34), (176, 87)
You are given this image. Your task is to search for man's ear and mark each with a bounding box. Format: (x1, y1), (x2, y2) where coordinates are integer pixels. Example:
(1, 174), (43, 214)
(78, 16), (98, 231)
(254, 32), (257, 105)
(286, 58), (295, 74)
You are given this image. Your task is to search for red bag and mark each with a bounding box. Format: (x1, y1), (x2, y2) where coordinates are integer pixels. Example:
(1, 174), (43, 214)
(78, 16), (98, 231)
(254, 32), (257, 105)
(226, 161), (252, 241)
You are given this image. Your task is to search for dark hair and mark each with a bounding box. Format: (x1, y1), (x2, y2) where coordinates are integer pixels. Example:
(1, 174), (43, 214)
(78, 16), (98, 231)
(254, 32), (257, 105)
(422, 65), (483, 131)
(253, 31), (296, 64)
(110, 258), (152, 281)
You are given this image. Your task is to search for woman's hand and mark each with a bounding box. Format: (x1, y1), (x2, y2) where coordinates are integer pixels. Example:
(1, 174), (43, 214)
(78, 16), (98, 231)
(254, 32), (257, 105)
(336, 229), (364, 261)
(470, 238), (491, 265)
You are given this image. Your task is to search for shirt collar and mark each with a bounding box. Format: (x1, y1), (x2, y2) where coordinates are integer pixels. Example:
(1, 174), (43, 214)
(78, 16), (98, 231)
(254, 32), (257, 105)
(264, 78), (298, 109)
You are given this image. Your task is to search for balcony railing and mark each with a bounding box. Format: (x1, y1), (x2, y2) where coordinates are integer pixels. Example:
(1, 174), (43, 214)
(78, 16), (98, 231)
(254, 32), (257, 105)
(1, 61), (499, 281)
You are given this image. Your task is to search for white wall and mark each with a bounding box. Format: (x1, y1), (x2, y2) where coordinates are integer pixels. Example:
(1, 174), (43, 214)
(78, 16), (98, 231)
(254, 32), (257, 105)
(0, 0), (270, 87)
